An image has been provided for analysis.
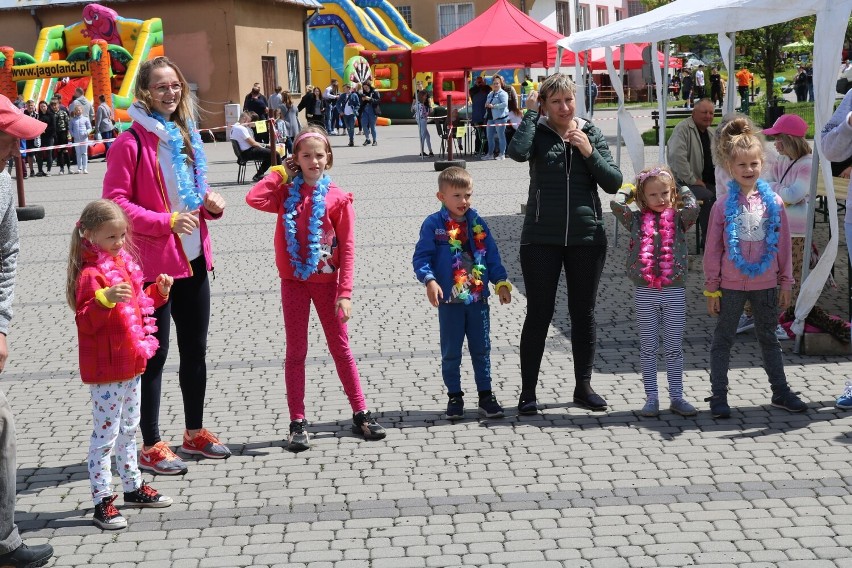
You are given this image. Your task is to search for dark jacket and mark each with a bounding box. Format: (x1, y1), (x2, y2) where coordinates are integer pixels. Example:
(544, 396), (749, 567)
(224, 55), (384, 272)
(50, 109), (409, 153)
(412, 207), (508, 302)
(297, 92), (323, 121)
(507, 111), (622, 246)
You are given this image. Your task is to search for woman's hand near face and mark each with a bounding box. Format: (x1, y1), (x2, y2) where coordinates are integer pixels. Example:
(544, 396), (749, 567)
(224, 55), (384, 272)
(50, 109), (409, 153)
(566, 128), (593, 157)
(525, 90), (539, 111)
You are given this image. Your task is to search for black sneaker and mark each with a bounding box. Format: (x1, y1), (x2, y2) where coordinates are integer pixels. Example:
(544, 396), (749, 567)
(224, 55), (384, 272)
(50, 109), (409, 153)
(0, 542), (54, 568)
(478, 393), (504, 418)
(771, 391), (808, 413)
(517, 397), (539, 416)
(288, 419), (310, 452)
(705, 394), (731, 418)
(124, 481), (173, 508)
(352, 410), (386, 440)
(363, 139), (371, 145)
(93, 494), (127, 530)
(446, 395), (465, 420)
(348, 141), (355, 147)
(573, 389), (608, 411)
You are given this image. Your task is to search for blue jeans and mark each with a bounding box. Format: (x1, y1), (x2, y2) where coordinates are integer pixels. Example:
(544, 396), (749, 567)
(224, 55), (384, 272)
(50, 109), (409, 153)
(486, 119), (506, 156)
(438, 301), (492, 394)
(362, 110), (377, 142)
(343, 115), (356, 142)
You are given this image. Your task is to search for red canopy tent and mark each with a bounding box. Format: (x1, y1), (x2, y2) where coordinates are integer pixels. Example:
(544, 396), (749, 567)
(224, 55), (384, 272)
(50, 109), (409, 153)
(587, 43), (682, 71)
(411, 0), (581, 72)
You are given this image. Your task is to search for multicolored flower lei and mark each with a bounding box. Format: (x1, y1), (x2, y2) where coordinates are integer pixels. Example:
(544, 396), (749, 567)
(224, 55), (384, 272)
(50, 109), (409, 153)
(283, 173), (330, 280)
(724, 179), (780, 277)
(96, 248), (159, 359)
(639, 208), (675, 289)
(445, 210), (487, 304)
(151, 113), (209, 210)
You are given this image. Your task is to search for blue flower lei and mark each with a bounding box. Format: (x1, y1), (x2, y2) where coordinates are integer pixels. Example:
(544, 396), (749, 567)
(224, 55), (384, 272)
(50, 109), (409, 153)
(152, 113), (209, 210)
(283, 173), (330, 280)
(724, 179), (780, 278)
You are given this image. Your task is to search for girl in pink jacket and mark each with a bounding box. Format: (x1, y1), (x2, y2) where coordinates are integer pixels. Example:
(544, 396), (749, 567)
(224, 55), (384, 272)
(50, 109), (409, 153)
(246, 126), (386, 453)
(702, 117), (805, 419)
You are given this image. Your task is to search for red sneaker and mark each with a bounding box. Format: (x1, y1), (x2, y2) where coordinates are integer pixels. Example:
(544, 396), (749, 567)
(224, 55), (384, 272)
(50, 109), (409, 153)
(139, 441), (188, 475)
(181, 428), (231, 459)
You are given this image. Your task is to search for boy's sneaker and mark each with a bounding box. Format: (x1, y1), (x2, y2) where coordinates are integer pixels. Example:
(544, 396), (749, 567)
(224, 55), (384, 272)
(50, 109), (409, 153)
(771, 391), (807, 413)
(639, 398), (659, 417)
(181, 428), (231, 459)
(836, 380), (852, 410)
(352, 410), (386, 440)
(93, 494), (127, 530)
(287, 419), (310, 452)
(123, 481), (173, 508)
(736, 313), (754, 334)
(705, 394), (731, 418)
(478, 393), (504, 418)
(446, 395), (465, 420)
(775, 324), (791, 340)
(139, 441), (189, 475)
(669, 398), (698, 417)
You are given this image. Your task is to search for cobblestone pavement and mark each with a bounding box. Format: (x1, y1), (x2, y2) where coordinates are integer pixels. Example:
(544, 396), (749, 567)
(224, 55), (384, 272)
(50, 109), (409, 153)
(5, 110), (852, 567)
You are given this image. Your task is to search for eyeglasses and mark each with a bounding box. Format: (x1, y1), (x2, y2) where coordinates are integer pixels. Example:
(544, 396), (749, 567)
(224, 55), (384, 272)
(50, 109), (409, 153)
(151, 83), (182, 95)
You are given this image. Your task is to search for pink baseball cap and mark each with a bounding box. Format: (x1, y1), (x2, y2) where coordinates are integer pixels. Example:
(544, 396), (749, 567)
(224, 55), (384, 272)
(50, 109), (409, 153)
(0, 94), (46, 139)
(762, 114), (807, 137)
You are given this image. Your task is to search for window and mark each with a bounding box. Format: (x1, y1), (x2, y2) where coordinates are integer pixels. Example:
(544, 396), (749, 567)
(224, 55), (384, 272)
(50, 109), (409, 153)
(555, 1), (570, 36)
(578, 4), (590, 31)
(615, 8), (624, 21)
(438, 3), (473, 38)
(397, 5), (412, 28)
(628, 1), (646, 17)
(286, 50), (300, 94)
(596, 7), (608, 27)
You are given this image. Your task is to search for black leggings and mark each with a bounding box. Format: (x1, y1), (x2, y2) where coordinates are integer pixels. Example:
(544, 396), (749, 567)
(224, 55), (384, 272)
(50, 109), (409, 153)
(519, 243), (607, 398)
(140, 255), (211, 446)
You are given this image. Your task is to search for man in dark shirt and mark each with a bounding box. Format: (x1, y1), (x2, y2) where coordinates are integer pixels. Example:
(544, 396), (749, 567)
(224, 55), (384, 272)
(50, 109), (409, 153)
(243, 83), (269, 143)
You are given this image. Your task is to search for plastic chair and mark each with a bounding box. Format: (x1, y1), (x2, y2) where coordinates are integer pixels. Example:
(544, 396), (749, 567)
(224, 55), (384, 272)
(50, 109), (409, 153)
(232, 140), (261, 184)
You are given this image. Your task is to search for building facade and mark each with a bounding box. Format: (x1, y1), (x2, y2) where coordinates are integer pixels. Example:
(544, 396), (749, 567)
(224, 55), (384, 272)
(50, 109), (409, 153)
(0, 0), (320, 129)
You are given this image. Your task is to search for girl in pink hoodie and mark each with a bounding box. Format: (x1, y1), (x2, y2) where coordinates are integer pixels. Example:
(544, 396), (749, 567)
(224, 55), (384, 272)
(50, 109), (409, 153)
(246, 126), (386, 453)
(702, 117), (804, 419)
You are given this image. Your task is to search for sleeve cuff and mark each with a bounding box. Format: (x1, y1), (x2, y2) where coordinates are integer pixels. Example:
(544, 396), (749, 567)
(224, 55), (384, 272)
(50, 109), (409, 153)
(494, 281), (512, 293)
(95, 288), (116, 308)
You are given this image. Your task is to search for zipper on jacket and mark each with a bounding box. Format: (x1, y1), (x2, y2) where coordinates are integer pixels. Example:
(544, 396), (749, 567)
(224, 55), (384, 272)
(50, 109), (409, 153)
(564, 142), (572, 245)
(535, 189), (541, 222)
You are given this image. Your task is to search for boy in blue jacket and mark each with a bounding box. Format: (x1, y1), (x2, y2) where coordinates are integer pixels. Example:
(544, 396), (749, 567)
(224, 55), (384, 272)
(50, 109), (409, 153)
(413, 167), (512, 420)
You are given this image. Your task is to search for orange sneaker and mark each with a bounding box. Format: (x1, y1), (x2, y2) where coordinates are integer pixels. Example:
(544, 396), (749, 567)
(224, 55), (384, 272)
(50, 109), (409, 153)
(181, 428), (231, 459)
(139, 441), (188, 475)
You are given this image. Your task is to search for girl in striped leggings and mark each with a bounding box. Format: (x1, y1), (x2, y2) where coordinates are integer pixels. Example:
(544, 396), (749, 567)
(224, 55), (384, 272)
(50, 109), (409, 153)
(611, 166), (699, 417)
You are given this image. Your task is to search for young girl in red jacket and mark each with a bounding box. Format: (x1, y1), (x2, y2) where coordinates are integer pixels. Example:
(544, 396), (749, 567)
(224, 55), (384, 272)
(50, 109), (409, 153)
(67, 200), (174, 530)
(246, 126), (386, 453)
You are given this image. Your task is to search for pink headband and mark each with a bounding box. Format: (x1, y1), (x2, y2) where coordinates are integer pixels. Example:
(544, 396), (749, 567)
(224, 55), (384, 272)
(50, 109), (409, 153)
(636, 167), (672, 185)
(293, 131), (329, 149)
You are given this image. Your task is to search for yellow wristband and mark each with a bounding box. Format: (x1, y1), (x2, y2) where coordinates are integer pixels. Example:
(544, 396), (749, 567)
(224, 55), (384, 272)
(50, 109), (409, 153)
(94, 288), (116, 308)
(703, 290), (722, 298)
(170, 212), (179, 229)
(495, 281), (513, 294)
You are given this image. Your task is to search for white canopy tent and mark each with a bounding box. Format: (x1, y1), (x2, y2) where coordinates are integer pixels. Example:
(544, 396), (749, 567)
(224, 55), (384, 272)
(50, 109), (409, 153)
(559, 0), (852, 340)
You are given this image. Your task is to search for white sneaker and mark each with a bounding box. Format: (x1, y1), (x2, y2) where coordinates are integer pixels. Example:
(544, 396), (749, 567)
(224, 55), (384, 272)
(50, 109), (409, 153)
(481, 154), (495, 160)
(736, 313), (754, 334)
(775, 324), (790, 340)
(496, 155), (505, 160)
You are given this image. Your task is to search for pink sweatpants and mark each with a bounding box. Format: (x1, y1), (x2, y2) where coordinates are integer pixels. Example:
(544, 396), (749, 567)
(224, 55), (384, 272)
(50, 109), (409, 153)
(281, 279), (367, 421)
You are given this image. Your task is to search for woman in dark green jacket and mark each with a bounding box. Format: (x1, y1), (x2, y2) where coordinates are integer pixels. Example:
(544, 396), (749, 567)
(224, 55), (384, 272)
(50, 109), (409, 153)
(507, 73), (622, 415)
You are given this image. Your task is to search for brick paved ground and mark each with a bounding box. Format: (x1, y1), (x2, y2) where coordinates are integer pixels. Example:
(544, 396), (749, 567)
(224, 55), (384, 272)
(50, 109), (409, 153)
(4, 109), (852, 567)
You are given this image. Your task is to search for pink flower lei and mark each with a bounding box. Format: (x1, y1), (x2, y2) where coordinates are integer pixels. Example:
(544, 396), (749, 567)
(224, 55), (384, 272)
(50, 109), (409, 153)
(639, 208), (676, 289)
(95, 248), (159, 359)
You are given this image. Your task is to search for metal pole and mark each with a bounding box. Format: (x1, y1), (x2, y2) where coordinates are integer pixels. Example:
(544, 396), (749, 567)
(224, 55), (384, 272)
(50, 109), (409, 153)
(446, 94), (454, 161)
(14, 155), (25, 207)
(794, 145), (822, 353)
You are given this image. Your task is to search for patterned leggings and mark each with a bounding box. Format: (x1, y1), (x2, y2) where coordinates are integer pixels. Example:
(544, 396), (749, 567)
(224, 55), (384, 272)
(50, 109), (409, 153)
(281, 279), (367, 421)
(88, 377), (142, 506)
(634, 286), (686, 401)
